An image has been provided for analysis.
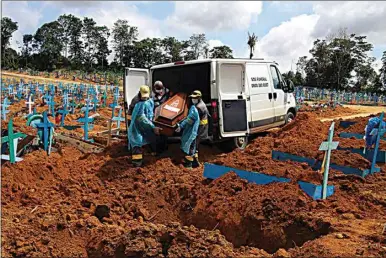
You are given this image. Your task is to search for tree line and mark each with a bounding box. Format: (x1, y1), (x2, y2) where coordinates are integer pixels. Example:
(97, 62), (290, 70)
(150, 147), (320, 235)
(1, 15), (234, 72)
(1, 16), (385, 92)
(283, 28), (386, 92)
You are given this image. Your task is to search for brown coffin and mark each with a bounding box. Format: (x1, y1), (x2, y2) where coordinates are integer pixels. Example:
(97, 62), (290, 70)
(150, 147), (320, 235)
(154, 93), (189, 136)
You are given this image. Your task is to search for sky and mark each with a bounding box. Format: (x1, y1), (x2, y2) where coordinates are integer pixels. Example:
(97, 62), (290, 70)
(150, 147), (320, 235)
(2, 1), (386, 72)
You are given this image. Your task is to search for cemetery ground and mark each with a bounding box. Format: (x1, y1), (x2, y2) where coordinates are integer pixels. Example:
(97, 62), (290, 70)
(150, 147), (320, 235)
(1, 75), (386, 257)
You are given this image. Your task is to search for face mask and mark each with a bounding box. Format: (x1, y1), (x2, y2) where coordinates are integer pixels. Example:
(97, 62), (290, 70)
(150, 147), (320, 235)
(192, 99), (199, 104)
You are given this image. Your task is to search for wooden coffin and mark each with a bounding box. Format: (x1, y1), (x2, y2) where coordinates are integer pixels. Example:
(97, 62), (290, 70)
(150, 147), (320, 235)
(154, 93), (189, 136)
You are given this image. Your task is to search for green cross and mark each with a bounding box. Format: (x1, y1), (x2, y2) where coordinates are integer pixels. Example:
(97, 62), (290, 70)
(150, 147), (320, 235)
(1, 117), (26, 163)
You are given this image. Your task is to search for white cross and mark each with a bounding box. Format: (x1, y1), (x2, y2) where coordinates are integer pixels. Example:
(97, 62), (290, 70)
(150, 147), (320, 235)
(25, 95), (34, 114)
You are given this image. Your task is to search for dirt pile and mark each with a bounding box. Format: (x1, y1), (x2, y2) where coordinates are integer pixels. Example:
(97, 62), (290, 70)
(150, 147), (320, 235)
(298, 104), (357, 118)
(2, 138), (386, 257)
(214, 113), (372, 173)
(87, 219), (269, 257)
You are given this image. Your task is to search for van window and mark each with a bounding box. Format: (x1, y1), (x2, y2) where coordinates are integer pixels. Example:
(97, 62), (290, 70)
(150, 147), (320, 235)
(270, 65), (281, 89)
(220, 64), (243, 94)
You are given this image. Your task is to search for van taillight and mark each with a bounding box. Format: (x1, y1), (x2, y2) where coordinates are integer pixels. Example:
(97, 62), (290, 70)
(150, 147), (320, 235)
(211, 100), (218, 121)
(174, 61), (185, 65)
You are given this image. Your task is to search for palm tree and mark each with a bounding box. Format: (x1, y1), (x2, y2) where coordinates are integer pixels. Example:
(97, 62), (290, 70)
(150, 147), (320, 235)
(247, 32), (258, 59)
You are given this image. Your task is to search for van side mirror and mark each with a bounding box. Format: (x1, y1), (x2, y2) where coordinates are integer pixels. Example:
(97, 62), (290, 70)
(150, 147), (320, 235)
(285, 79), (295, 93)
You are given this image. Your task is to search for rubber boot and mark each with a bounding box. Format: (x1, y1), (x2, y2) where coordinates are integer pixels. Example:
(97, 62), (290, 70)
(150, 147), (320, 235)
(192, 153), (201, 168)
(132, 153), (143, 167)
(183, 156), (193, 169)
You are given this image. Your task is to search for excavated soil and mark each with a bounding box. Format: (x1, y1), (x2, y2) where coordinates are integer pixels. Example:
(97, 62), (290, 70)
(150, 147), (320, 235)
(2, 140), (386, 257)
(298, 104), (358, 118)
(2, 94), (386, 257)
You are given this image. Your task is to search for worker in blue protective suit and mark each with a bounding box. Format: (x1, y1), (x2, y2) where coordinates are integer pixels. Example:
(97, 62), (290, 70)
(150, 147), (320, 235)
(175, 90), (209, 168)
(364, 116), (386, 149)
(129, 85), (161, 167)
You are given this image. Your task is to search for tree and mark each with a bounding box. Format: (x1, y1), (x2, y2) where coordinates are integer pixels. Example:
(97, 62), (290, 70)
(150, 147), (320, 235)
(21, 34), (33, 67)
(380, 51), (386, 86)
(82, 17), (99, 70)
(34, 21), (64, 71)
(57, 14), (76, 58)
(131, 38), (164, 68)
(95, 26), (111, 70)
(67, 16), (84, 69)
(209, 45), (233, 59)
(161, 36), (185, 62)
(112, 19), (138, 66)
(1, 17), (18, 62)
(247, 32), (257, 59)
(184, 34), (208, 60)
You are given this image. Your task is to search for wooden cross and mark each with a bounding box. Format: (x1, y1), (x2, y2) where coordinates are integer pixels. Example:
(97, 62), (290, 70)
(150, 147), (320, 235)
(319, 122), (339, 199)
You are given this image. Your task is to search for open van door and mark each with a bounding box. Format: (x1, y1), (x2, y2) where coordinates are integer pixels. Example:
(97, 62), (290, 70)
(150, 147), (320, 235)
(217, 62), (249, 142)
(124, 68), (149, 107)
(124, 68), (149, 150)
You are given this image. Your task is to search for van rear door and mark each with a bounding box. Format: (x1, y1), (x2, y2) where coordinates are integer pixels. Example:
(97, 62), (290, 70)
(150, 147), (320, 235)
(246, 63), (275, 129)
(124, 68), (149, 107)
(217, 62), (249, 138)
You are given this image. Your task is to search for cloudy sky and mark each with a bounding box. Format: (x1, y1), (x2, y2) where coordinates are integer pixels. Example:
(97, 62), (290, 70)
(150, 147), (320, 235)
(2, 1), (386, 72)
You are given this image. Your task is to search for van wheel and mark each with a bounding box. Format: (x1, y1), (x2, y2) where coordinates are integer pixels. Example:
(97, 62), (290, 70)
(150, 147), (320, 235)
(234, 136), (248, 149)
(218, 136), (248, 152)
(286, 111), (295, 124)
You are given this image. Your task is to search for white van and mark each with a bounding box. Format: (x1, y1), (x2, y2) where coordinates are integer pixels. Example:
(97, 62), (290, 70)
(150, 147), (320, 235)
(124, 58), (297, 150)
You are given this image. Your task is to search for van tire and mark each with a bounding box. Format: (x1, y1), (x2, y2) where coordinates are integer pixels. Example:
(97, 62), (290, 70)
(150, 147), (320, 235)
(286, 111), (295, 124)
(219, 136), (248, 152)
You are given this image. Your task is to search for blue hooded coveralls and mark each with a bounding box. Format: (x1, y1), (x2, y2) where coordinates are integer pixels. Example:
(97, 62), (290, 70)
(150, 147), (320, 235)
(179, 105), (200, 158)
(128, 98), (155, 164)
(365, 117), (386, 148)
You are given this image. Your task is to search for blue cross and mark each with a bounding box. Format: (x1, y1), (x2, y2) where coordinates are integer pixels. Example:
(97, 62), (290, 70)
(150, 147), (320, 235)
(1, 98), (11, 121)
(112, 106), (125, 135)
(46, 95), (56, 117)
(57, 105), (69, 127)
(77, 100), (94, 142)
(35, 111), (54, 153)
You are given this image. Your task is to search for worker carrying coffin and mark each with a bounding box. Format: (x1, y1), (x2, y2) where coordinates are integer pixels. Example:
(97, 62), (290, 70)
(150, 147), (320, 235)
(128, 81), (169, 115)
(151, 81), (171, 154)
(175, 90), (209, 168)
(364, 116), (386, 149)
(128, 85), (162, 167)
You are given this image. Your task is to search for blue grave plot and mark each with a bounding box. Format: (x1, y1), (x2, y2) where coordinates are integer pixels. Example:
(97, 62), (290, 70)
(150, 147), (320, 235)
(339, 132), (386, 141)
(271, 150), (375, 178)
(298, 181), (335, 200)
(338, 121), (357, 129)
(337, 146), (386, 163)
(203, 163), (334, 200)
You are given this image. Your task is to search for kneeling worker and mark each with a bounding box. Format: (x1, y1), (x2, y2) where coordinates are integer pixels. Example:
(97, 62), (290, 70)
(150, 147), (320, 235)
(175, 90), (209, 168)
(129, 85), (161, 167)
(364, 116), (386, 150)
